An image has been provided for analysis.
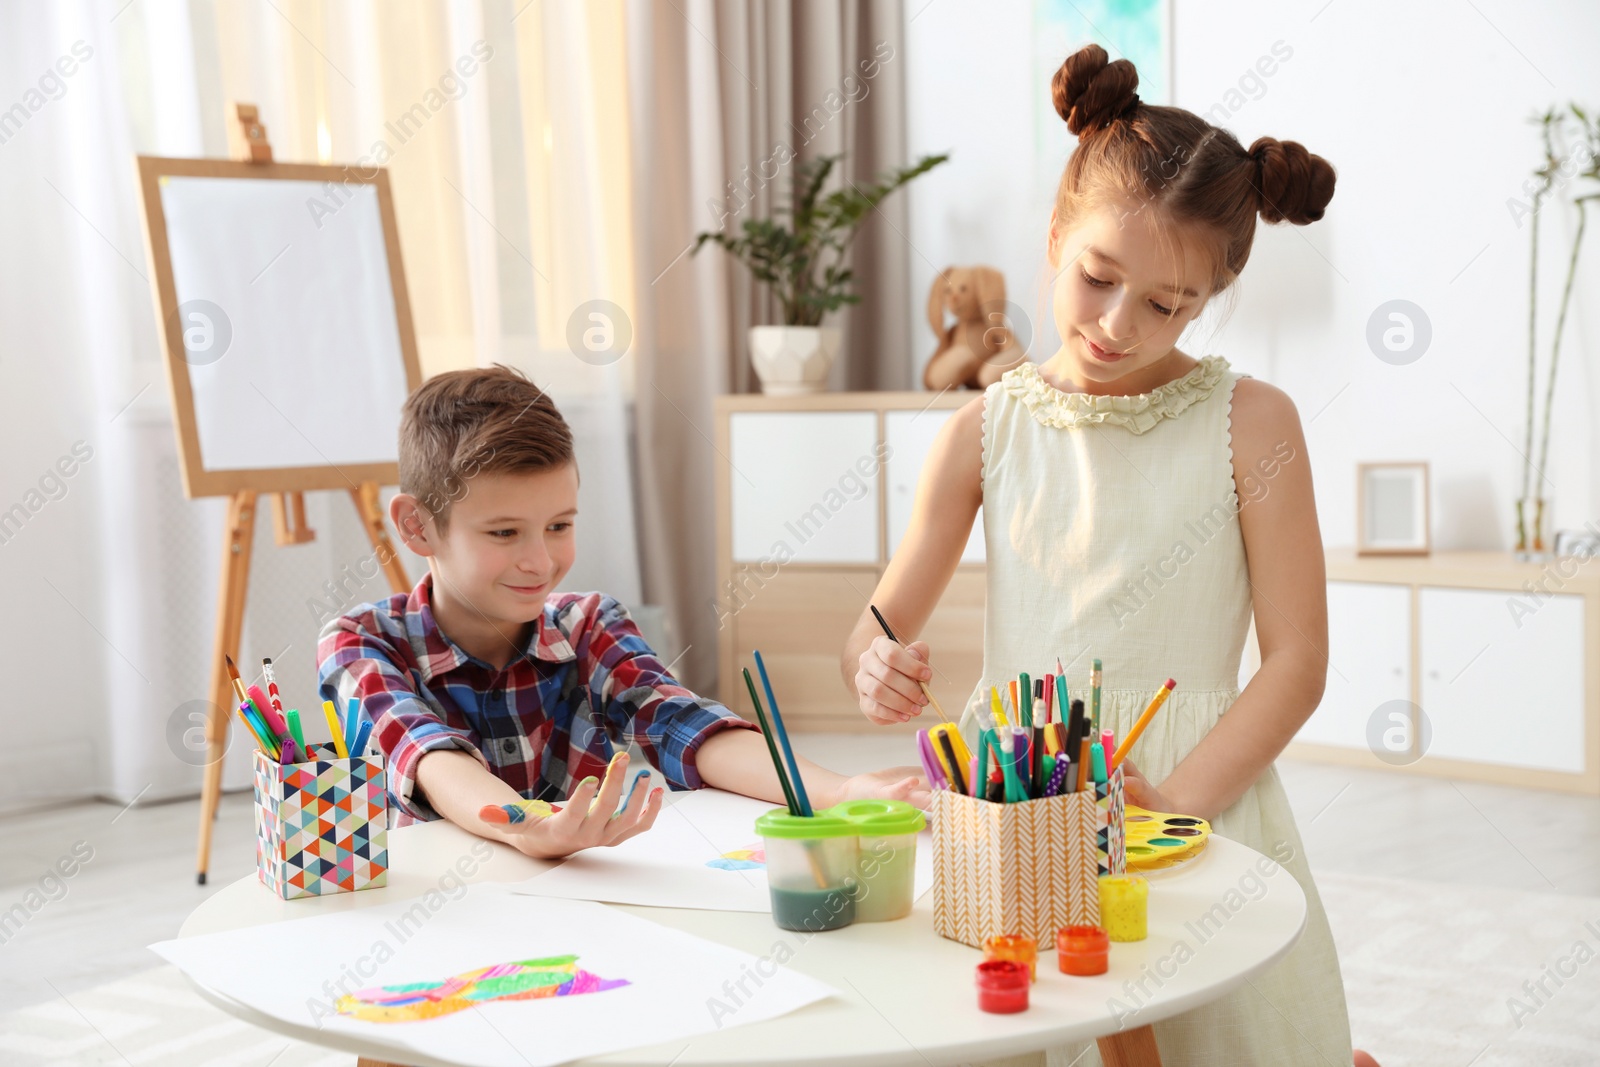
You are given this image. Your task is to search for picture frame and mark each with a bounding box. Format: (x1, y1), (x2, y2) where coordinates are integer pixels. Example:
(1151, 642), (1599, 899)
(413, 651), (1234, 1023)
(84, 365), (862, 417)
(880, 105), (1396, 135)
(1356, 462), (1430, 556)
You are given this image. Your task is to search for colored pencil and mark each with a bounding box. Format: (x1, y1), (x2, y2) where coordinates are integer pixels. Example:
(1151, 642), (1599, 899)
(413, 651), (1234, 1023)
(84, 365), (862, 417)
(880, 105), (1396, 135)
(1090, 658), (1103, 736)
(1111, 678), (1177, 770)
(234, 703), (273, 754)
(322, 701), (349, 759)
(936, 729), (968, 795)
(351, 719), (373, 758)
(754, 650), (811, 816)
(1075, 738), (1091, 792)
(247, 685), (289, 741)
(867, 605), (951, 724)
(285, 709), (307, 755)
(744, 667), (801, 817)
(345, 697), (361, 755)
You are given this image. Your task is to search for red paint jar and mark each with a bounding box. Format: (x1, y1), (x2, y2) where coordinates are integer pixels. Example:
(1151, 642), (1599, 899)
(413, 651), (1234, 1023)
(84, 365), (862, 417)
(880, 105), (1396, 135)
(975, 960), (1030, 1013)
(1057, 924), (1110, 976)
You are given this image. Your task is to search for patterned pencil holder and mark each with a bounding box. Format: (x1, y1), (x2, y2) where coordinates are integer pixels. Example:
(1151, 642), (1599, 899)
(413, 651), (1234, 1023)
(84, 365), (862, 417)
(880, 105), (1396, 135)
(931, 770), (1124, 950)
(1098, 765), (1126, 876)
(253, 745), (389, 900)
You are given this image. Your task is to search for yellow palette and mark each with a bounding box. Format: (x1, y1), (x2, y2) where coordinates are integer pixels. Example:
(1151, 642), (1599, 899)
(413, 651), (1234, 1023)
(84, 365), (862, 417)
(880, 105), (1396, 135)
(1123, 806), (1211, 871)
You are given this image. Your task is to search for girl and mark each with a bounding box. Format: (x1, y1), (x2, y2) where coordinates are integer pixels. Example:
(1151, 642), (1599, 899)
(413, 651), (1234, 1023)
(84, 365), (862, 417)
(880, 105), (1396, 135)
(841, 45), (1378, 1067)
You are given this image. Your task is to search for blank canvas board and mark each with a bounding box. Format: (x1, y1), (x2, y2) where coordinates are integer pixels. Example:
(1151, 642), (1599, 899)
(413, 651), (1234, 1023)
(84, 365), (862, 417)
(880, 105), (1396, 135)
(158, 174), (410, 472)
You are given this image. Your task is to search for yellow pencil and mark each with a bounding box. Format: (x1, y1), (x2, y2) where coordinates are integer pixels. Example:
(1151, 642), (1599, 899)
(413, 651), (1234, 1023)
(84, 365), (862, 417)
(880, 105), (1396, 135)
(990, 686), (1009, 729)
(322, 700), (349, 759)
(1111, 679), (1177, 770)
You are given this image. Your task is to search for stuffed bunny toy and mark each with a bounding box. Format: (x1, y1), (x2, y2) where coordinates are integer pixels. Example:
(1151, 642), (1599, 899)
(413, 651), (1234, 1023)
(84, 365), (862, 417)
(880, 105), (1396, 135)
(922, 266), (1027, 390)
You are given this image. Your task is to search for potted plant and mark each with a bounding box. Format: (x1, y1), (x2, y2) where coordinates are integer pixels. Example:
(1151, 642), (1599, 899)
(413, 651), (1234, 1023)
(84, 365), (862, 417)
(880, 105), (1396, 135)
(1515, 104), (1598, 559)
(694, 151), (948, 395)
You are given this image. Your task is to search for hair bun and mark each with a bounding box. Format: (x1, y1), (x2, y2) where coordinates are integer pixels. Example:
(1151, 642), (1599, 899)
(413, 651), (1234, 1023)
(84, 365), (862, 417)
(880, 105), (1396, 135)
(1052, 44), (1141, 137)
(1249, 137), (1336, 225)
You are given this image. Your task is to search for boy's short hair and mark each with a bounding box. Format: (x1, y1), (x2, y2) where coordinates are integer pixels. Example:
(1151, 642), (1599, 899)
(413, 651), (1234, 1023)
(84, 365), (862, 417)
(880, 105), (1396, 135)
(398, 364), (573, 531)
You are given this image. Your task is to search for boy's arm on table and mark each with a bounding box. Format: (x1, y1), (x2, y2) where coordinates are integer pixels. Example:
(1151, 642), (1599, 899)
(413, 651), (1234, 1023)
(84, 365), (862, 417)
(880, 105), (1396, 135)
(317, 613), (491, 825)
(586, 596), (929, 809)
(1151, 380), (1329, 823)
(318, 613), (662, 857)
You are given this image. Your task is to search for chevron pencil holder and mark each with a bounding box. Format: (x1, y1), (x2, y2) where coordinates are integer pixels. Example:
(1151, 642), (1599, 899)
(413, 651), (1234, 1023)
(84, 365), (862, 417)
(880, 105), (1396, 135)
(931, 768), (1124, 949)
(254, 745), (389, 900)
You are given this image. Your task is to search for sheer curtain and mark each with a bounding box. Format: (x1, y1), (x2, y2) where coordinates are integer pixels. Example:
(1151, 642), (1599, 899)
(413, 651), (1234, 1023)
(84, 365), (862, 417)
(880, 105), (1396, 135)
(0, 0), (910, 809)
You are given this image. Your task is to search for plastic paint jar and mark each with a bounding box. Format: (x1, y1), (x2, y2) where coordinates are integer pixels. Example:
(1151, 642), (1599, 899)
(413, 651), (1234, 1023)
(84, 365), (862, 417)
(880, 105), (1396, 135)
(1056, 924), (1110, 975)
(975, 960), (1030, 1013)
(754, 810), (860, 932)
(825, 799), (925, 922)
(1098, 874), (1149, 942)
(982, 933), (1038, 981)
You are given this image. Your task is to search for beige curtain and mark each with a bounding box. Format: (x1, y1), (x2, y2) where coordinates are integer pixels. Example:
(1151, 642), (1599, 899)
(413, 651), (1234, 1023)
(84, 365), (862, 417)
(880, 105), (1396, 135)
(151, 0), (911, 703)
(627, 0), (912, 696)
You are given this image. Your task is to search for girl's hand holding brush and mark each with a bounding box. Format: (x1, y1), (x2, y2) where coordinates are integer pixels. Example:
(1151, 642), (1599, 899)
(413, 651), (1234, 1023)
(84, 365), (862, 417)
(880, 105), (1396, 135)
(855, 636), (936, 724)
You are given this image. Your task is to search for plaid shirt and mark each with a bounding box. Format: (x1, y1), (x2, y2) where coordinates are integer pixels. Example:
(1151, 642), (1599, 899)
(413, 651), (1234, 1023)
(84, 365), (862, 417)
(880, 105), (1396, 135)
(317, 573), (755, 824)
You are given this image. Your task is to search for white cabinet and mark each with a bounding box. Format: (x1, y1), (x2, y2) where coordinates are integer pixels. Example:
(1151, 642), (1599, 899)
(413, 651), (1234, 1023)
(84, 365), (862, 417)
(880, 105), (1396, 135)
(1297, 582), (1411, 750)
(884, 410), (984, 564)
(728, 411), (880, 564)
(1286, 550), (1599, 794)
(1420, 588), (1585, 772)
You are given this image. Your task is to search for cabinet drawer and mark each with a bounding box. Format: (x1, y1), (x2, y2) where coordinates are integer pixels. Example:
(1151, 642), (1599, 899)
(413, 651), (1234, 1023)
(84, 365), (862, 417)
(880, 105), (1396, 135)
(1297, 582), (1412, 750)
(1420, 588), (1585, 772)
(728, 412), (882, 564)
(884, 409), (984, 563)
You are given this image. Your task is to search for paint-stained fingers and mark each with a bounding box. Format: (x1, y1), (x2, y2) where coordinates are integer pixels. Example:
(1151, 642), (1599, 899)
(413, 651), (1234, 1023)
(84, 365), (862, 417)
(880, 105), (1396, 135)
(581, 753), (631, 832)
(604, 787), (664, 846)
(602, 769), (653, 839)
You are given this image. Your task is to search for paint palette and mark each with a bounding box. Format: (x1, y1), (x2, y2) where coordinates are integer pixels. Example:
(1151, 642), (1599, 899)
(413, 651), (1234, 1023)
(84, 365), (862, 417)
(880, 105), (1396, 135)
(1123, 806), (1211, 871)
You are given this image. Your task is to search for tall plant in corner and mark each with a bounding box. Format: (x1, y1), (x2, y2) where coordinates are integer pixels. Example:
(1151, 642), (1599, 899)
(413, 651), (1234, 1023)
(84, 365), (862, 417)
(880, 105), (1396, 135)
(1517, 105), (1599, 558)
(694, 151), (947, 395)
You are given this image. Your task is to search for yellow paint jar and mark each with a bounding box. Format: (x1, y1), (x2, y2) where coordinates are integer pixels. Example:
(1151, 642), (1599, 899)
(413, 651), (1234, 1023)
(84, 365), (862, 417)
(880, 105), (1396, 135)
(1098, 874), (1149, 942)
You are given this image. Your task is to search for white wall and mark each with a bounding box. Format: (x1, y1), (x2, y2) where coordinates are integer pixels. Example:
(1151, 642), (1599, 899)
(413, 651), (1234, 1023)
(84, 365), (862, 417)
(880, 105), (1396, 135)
(906, 0), (1599, 549)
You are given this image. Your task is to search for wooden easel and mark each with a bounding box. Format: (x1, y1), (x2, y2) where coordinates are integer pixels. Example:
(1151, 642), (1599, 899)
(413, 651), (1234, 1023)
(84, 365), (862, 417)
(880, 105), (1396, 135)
(190, 107), (414, 883)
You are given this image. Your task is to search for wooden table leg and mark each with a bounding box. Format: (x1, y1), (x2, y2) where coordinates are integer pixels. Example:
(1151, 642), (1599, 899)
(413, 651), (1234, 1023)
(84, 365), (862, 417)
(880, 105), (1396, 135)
(356, 1059), (409, 1067)
(1098, 1024), (1162, 1066)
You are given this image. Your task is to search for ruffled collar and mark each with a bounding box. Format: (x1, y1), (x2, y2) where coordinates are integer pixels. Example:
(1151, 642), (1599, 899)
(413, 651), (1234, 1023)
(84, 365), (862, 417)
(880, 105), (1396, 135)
(1001, 356), (1232, 434)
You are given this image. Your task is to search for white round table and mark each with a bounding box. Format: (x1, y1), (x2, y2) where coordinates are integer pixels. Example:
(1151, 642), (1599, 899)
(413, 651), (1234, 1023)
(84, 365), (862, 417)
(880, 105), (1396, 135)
(180, 818), (1305, 1067)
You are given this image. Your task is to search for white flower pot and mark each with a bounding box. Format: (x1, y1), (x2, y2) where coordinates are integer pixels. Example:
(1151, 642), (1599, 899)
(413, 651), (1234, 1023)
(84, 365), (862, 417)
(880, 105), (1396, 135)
(749, 325), (841, 396)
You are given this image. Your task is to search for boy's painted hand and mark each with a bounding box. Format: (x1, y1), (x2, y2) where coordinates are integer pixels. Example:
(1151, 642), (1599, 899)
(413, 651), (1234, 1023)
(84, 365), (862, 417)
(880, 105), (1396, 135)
(833, 765), (931, 810)
(479, 753), (664, 860)
(855, 636), (933, 725)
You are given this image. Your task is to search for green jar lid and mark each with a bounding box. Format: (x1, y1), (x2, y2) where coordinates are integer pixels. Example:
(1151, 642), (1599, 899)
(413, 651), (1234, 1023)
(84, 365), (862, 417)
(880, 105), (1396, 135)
(823, 798), (927, 836)
(754, 810), (860, 840)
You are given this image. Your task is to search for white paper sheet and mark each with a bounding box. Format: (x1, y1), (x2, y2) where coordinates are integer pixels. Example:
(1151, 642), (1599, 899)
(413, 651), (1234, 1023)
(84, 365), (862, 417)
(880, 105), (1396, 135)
(151, 886), (833, 1067)
(514, 789), (934, 913)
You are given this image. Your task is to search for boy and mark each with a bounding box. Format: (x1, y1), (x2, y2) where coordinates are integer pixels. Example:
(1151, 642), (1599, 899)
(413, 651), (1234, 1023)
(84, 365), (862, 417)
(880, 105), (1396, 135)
(318, 365), (927, 859)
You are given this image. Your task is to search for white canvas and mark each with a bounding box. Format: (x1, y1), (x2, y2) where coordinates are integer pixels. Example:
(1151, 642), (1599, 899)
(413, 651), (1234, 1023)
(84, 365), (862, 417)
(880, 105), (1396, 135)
(158, 175), (409, 472)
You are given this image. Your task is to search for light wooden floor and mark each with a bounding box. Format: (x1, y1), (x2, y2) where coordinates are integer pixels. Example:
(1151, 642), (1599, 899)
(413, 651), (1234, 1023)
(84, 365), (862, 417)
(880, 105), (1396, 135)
(2, 741), (1596, 1013)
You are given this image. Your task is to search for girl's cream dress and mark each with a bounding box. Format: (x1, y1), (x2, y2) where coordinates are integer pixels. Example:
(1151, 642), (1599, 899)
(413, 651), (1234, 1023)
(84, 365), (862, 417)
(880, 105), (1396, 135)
(969, 356), (1354, 1066)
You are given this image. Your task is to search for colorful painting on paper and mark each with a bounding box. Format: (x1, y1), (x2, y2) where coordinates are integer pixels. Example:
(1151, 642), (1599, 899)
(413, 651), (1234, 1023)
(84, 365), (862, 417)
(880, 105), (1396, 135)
(705, 843), (766, 871)
(337, 955), (630, 1023)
